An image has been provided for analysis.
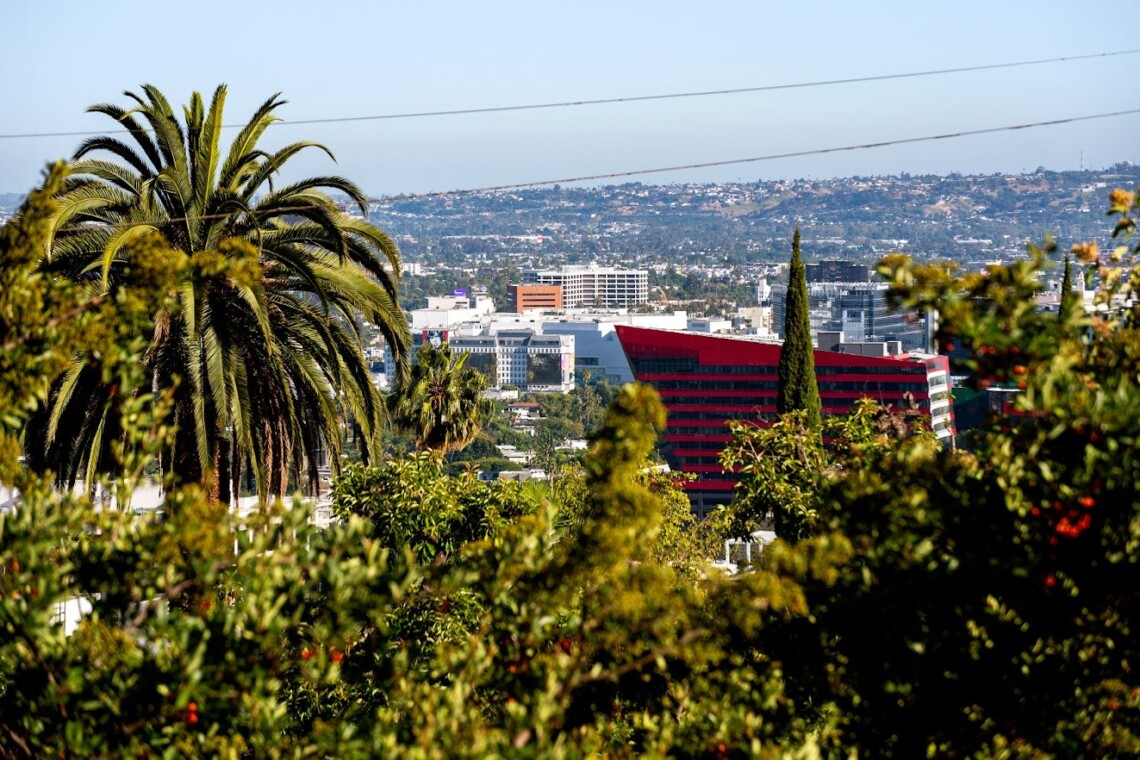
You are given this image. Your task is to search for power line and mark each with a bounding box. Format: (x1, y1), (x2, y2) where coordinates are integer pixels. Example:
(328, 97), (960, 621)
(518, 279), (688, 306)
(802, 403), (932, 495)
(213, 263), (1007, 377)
(375, 108), (1140, 200)
(285, 49), (1140, 127)
(5, 48), (1138, 141)
(51, 107), (1140, 235)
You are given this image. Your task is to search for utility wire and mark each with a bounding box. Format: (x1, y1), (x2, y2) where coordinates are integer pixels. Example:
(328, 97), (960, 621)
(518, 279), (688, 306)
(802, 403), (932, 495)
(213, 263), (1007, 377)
(50, 107), (1140, 235)
(4, 48), (1138, 141)
(376, 108), (1140, 200)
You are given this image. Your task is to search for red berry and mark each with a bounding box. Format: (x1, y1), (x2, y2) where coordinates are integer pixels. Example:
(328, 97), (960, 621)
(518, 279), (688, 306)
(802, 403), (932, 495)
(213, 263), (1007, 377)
(187, 712), (198, 725)
(330, 648), (343, 663)
(300, 647), (312, 660)
(1044, 575), (1056, 588)
(1079, 496), (1096, 509)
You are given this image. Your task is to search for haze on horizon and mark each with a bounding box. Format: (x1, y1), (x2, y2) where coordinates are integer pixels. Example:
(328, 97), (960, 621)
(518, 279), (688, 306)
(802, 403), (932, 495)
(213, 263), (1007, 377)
(0, 1), (1134, 198)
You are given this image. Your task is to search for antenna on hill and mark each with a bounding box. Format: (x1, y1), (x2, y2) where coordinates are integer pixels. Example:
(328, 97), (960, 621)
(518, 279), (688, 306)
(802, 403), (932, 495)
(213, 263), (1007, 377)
(1080, 150), (1085, 171)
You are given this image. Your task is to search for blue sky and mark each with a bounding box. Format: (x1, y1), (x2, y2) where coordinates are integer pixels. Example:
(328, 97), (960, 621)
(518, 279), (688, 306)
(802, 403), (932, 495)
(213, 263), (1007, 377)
(0, 1), (1133, 195)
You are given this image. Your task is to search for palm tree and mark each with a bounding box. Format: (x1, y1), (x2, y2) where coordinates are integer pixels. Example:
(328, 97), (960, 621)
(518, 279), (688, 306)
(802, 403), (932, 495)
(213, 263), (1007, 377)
(388, 344), (492, 456)
(26, 84), (410, 502)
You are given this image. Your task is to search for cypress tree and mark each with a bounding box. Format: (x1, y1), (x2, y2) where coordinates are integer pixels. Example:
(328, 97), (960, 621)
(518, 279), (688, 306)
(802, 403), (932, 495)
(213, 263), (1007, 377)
(776, 228), (822, 428)
(1059, 252), (1076, 322)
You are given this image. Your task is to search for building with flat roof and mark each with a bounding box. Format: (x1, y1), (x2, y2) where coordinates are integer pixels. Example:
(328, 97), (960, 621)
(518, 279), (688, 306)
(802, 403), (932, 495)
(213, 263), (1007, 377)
(806, 260), (870, 283)
(615, 326), (953, 516)
(510, 284), (563, 312)
(399, 330), (575, 393)
(410, 293), (496, 331)
(521, 264), (648, 308)
(472, 310), (689, 385)
(771, 281), (930, 352)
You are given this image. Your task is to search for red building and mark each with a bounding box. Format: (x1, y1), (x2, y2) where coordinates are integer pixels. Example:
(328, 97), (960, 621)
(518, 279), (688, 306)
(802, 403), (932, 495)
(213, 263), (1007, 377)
(615, 326), (954, 515)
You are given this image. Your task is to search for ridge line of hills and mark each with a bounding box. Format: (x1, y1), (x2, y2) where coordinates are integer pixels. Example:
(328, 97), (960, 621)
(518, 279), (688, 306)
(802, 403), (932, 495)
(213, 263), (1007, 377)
(367, 164), (1140, 265)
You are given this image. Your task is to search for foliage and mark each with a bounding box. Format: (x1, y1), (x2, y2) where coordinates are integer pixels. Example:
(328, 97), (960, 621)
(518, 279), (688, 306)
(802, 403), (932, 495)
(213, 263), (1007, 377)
(775, 227), (821, 428)
(1, 169), (419, 757)
(774, 184), (1140, 755)
(370, 383), (806, 757)
(0, 166), (177, 496)
(331, 454), (541, 568)
(388, 343), (493, 456)
(552, 463), (728, 579)
(723, 410), (828, 542)
(723, 399), (934, 541)
(5, 115), (1140, 758)
(25, 85), (410, 500)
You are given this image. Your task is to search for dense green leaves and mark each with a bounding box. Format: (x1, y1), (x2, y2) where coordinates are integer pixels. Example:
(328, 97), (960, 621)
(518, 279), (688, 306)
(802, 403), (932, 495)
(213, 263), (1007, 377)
(387, 344), (492, 456)
(4, 101), (1140, 757)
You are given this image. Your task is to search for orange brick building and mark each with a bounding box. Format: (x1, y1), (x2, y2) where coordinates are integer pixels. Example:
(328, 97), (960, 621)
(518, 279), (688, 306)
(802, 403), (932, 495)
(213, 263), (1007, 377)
(510, 284), (563, 312)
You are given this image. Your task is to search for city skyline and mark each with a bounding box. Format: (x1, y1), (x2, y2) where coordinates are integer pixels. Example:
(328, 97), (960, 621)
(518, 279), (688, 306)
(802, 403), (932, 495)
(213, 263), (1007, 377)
(1, 1), (1134, 197)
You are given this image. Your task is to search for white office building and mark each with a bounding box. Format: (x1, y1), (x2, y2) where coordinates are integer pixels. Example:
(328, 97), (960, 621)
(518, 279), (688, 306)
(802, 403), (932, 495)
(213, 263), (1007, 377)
(521, 264), (648, 308)
(449, 331), (575, 393)
(487, 310), (689, 384)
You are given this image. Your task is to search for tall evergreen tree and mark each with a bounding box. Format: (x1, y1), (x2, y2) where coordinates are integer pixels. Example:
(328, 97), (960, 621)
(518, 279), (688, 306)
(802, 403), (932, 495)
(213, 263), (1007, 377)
(776, 228), (822, 428)
(1059, 252), (1077, 321)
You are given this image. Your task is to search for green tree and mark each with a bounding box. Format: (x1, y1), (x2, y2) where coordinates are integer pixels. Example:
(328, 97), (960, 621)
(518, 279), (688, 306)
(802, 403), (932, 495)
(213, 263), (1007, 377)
(776, 227), (821, 428)
(723, 399), (934, 541)
(1059, 250), (1078, 322)
(388, 343), (493, 456)
(6, 119), (1140, 759)
(772, 189), (1140, 756)
(26, 84), (409, 501)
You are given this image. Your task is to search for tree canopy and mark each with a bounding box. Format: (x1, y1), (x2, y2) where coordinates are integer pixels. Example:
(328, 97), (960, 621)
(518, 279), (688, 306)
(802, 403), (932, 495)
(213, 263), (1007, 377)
(387, 343), (493, 456)
(24, 85), (410, 500)
(2, 117), (1140, 756)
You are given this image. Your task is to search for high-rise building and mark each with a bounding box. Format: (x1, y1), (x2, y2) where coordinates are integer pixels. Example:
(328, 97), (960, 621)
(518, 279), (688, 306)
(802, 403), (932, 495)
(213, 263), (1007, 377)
(806, 260), (870, 283)
(771, 281), (929, 352)
(615, 326), (953, 515)
(521, 264), (648, 308)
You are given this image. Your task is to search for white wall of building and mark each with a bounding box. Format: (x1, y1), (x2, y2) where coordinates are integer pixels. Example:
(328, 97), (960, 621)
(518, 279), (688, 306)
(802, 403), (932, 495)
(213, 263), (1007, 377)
(522, 265), (649, 308)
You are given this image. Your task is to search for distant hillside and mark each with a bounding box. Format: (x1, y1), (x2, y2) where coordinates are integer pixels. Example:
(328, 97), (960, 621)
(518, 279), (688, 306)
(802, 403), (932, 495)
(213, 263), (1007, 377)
(368, 165), (1140, 267)
(5, 166), (1137, 267)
